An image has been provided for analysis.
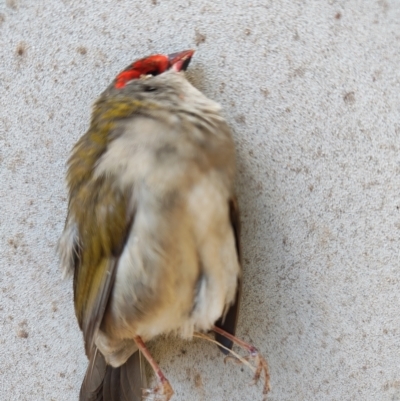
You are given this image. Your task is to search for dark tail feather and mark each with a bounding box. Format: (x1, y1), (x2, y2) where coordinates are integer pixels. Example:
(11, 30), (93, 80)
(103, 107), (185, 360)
(80, 351), (146, 401)
(215, 284), (241, 354)
(119, 351), (146, 400)
(79, 349), (107, 401)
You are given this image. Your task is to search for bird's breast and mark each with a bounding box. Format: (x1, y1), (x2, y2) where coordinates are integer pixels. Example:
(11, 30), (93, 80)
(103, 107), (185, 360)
(101, 172), (239, 343)
(96, 112), (239, 351)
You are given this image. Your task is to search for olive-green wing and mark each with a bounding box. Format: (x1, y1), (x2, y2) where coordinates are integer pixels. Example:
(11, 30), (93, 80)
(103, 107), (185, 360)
(69, 175), (140, 401)
(68, 174), (134, 358)
(62, 97), (153, 400)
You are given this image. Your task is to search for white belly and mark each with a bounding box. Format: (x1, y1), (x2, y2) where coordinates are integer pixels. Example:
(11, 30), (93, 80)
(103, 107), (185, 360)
(108, 173), (240, 341)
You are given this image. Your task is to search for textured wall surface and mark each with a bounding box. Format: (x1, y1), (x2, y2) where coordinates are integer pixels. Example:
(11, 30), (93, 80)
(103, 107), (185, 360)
(1, 1), (399, 400)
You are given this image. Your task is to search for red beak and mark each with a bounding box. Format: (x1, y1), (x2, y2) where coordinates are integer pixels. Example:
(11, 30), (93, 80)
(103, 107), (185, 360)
(168, 50), (195, 72)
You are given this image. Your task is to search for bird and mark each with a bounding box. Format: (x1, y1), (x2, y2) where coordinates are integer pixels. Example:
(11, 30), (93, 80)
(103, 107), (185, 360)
(58, 49), (269, 401)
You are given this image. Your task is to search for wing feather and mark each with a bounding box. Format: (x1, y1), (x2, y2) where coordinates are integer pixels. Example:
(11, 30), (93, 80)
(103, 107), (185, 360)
(215, 197), (242, 352)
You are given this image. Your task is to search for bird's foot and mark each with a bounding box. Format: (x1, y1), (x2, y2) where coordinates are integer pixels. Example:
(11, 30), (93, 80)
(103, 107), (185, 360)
(143, 377), (174, 401)
(134, 335), (174, 401)
(212, 326), (271, 399)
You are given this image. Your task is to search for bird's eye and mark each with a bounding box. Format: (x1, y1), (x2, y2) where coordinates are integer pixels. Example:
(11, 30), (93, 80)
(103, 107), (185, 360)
(144, 86), (158, 92)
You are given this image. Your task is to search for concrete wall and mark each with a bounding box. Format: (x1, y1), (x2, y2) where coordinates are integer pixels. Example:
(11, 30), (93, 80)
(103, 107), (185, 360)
(1, 1), (399, 400)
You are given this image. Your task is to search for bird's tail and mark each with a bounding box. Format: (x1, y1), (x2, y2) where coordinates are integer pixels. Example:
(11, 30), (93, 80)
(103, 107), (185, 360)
(80, 350), (146, 401)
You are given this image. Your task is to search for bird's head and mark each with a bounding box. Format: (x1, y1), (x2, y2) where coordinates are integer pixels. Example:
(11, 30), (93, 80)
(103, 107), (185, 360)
(98, 49), (201, 109)
(114, 49), (195, 89)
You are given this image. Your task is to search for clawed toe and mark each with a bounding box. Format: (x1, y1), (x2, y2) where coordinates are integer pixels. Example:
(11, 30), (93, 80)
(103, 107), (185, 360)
(142, 379), (174, 401)
(251, 353), (271, 396)
(212, 326), (271, 400)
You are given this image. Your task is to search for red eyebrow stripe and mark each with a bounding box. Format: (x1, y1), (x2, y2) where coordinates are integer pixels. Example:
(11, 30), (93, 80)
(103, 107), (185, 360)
(115, 70), (141, 89)
(114, 55), (170, 89)
(133, 55), (169, 74)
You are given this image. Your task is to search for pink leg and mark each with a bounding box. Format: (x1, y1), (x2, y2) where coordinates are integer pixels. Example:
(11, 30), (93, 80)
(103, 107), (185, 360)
(134, 336), (174, 401)
(212, 326), (271, 397)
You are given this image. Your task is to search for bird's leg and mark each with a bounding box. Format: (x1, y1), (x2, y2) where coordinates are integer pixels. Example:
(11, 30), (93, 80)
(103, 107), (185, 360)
(133, 336), (174, 401)
(212, 326), (271, 397)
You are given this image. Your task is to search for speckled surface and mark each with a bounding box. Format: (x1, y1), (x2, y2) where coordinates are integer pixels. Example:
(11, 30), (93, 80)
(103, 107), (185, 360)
(1, 1), (400, 400)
